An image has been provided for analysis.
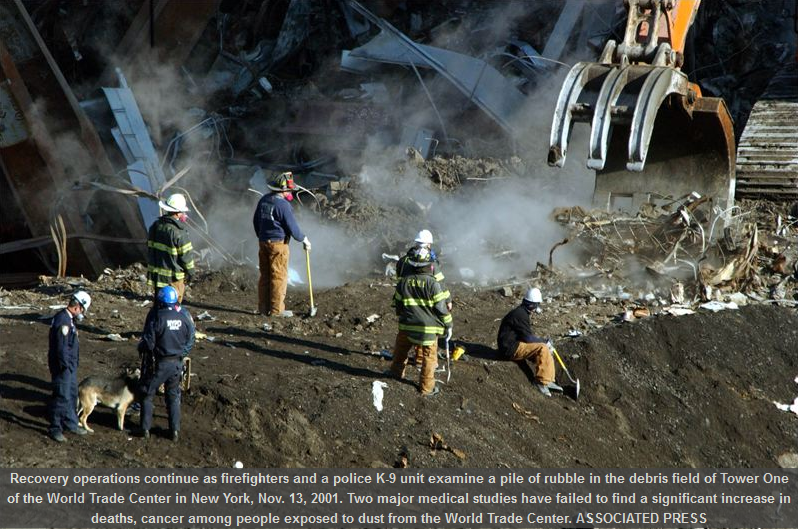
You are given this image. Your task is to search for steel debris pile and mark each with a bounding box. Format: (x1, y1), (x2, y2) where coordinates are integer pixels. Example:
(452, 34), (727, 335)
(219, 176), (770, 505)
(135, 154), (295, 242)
(545, 196), (798, 319)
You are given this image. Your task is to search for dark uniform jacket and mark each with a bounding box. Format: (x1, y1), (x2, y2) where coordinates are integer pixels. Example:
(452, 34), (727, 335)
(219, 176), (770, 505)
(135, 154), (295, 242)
(396, 248), (451, 303)
(140, 304), (196, 361)
(147, 215), (195, 288)
(497, 304), (546, 358)
(393, 270), (452, 346)
(253, 194), (306, 243)
(48, 309), (78, 373)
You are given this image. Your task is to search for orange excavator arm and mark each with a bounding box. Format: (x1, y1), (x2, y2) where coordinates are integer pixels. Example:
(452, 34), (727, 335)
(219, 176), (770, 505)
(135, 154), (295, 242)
(667, 0), (701, 55)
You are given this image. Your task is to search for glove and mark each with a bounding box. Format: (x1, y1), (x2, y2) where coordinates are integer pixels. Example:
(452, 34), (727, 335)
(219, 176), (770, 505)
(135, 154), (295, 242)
(546, 339), (554, 350)
(302, 237), (311, 251)
(445, 327), (453, 342)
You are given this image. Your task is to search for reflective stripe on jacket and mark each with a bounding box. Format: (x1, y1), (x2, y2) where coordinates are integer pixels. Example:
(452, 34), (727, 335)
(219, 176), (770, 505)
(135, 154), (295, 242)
(396, 250), (450, 304)
(393, 272), (452, 346)
(147, 216), (195, 287)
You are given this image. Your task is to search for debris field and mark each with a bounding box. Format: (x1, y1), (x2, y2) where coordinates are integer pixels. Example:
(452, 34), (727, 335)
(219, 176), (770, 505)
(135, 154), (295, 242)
(0, 0), (797, 469)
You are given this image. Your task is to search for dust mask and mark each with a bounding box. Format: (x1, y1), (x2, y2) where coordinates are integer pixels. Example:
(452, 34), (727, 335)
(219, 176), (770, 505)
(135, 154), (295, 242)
(284, 192), (294, 202)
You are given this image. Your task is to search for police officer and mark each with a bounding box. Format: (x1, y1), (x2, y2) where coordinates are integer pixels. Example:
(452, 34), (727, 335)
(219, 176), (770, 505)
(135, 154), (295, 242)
(48, 291), (91, 442)
(137, 286), (195, 441)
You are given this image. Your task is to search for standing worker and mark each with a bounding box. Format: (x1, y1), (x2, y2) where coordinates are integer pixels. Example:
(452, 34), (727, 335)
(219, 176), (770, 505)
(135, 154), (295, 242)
(137, 286), (194, 441)
(253, 171), (311, 317)
(147, 193), (195, 303)
(388, 247), (452, 396)
(47, 291), (91, 442)
(396, 229), (452, 311)
(497, 288), (562, 396)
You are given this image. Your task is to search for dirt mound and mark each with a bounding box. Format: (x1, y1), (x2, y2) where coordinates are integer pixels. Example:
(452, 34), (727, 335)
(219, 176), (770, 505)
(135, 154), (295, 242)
(566, 305), (798, 466)
(2, 275), (797, 469)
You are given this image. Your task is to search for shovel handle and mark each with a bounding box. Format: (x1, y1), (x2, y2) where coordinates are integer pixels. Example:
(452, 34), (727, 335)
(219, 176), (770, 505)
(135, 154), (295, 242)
(550, 345), (578, 385)
(445, 339), (451, 383)
(305, 248), (314, 309)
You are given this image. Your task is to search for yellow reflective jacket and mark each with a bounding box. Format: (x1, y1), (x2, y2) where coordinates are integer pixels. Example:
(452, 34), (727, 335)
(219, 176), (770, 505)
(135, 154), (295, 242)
(393, 271), (452, 346)
(146, 216), (195, 287)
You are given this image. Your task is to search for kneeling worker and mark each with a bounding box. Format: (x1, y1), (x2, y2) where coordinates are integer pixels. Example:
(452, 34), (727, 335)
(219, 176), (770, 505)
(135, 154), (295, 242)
(497, 288), (561, 396)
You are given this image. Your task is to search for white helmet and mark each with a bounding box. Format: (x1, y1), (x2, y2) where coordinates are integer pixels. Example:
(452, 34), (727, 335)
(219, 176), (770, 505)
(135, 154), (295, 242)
(524, 287), (542, 304)
(414, 229), (433, 245)
(159, 193), (189, 213)
(71, 291), (91, 312)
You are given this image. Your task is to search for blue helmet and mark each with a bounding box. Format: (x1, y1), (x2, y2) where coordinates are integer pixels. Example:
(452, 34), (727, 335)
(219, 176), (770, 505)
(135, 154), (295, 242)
(157, 286), (178, 305)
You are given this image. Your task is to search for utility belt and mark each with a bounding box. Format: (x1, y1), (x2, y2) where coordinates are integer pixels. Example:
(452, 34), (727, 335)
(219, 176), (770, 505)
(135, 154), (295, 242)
(263, 238), (287, 244)
(157, 355), (182, 364)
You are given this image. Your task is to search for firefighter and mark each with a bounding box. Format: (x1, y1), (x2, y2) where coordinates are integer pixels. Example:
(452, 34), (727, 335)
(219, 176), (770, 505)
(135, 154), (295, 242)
(147, 193), (195, 303)
(252, 171), (311, 317)
(388, 247), (452, 396)
(137, 286), (194, 441)
(47, 291), (91, 442)
(497, 288), (562, 396)
(396, 229), (452, 311)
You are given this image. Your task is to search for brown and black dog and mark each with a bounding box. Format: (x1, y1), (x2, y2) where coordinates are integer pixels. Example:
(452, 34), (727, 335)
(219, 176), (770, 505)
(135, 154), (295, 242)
(76, 368), (140, 433)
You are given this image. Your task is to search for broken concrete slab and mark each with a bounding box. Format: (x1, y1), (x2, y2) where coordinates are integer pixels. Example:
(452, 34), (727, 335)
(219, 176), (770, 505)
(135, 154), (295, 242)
(101, 69), (168, 227)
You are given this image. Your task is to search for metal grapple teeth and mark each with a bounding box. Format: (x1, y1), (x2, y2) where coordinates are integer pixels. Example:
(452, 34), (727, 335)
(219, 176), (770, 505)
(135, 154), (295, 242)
(550, 62), (691, 172)
(548, 60), (736, 220)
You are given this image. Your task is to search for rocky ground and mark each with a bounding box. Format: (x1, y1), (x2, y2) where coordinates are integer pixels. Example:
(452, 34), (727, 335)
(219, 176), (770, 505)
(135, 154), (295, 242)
(2, 0), (797, 472)
(1, 264), (797, 469)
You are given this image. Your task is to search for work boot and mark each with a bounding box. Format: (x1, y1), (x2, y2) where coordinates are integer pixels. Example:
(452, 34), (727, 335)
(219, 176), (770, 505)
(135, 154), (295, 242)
(272, 310), (293, 318)
(171, 430), (179, 442)
(422, 385), (441, 398)
(50, 432), (67, 443)
(536, 383), (552, 397)
(545, 382), (564, 393)
(69, 427), (89, 436)
(138, 429), (150, 439)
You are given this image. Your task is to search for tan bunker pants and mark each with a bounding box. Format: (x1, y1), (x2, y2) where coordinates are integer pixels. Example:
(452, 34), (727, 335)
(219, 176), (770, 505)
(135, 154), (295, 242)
(511, 341), (555, 385)
(258, 241), (289, 315)
(390, 331), (438, 394)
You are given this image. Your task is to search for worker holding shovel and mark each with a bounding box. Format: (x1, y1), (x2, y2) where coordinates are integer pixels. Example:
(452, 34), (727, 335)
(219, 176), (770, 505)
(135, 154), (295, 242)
(497, 288), (563, 397)
(252, 171), (311, 318)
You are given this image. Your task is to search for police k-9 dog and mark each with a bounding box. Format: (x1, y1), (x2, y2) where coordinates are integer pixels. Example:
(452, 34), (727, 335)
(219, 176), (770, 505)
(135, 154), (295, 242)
(77, 368), (140, 432)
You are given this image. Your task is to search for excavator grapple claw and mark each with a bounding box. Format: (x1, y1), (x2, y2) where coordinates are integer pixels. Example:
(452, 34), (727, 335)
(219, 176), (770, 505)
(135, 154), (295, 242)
(548, 0), (737, 221)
